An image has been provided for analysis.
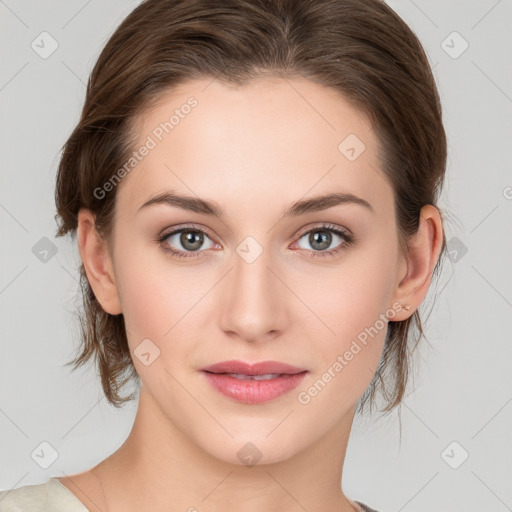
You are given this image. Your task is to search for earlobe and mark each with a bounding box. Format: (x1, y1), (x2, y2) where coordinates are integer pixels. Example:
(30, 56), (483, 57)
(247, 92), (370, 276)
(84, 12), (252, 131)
(77, 209), (122, 315)
(391, 205), (444, 320)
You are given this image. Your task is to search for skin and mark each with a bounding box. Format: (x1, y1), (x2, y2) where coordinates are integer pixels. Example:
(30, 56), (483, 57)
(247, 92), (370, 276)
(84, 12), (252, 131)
(59, 77), (443, 512)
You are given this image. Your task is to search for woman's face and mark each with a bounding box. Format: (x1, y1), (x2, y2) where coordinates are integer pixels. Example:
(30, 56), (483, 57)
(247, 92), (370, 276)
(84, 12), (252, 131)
(103, 77), (409, 464)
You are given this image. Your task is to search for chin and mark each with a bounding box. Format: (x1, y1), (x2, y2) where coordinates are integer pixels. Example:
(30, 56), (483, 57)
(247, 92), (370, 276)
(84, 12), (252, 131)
(192, 427), (306, 467)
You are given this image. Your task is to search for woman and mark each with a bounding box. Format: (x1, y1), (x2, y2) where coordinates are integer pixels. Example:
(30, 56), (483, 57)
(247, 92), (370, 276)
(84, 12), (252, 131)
(0, 0), (447, 510)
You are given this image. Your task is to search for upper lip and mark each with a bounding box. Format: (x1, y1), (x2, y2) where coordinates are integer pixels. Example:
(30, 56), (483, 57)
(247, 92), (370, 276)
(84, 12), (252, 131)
(201, 360), (307, 376)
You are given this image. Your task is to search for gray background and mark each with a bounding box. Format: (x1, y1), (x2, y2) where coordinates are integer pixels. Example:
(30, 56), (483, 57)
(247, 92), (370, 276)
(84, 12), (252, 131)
(1, 1), (511, 511)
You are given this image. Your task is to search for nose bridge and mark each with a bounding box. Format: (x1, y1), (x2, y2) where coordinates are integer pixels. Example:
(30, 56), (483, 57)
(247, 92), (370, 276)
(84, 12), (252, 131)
(220, 238), (286, 341)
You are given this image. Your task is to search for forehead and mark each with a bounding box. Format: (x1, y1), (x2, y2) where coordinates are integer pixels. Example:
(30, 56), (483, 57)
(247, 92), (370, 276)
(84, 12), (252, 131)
(116, 76), (391, 218)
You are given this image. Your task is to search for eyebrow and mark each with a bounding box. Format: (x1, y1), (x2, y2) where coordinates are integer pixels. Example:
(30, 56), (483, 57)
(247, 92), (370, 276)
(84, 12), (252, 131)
(137, 190), (374, 217)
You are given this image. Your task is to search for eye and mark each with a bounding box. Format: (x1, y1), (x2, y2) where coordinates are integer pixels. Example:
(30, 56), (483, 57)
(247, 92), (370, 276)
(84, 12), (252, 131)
(157, 223), (355, 260)
(158, 225), (217, 259)
(294, 223), (354, 258)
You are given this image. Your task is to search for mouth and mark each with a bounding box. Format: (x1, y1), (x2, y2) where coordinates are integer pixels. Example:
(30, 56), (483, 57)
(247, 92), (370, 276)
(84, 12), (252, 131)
(209, 372), (295, 380)
(200, 360), (308, 404)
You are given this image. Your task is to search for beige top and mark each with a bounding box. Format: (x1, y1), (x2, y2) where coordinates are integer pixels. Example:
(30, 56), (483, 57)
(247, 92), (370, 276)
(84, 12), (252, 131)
(0, 477), (381, 512)
(0, 477), (88, 511)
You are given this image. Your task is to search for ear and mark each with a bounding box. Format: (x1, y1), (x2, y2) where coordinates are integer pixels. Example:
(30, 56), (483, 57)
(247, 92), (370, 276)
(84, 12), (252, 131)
(77, 208), (122, 315)
(391, 204), (444, 321)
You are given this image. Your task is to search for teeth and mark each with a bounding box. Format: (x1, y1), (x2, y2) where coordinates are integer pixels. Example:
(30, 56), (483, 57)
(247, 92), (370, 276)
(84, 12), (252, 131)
(226, 373), (283, 380)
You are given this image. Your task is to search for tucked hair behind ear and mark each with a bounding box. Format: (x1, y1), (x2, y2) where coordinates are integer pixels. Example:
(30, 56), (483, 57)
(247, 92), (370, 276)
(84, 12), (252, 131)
(55, 0), (447, 412)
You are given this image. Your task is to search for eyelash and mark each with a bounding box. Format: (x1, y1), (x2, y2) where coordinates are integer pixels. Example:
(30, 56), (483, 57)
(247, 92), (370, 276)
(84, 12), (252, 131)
(157, 223), (355, 260)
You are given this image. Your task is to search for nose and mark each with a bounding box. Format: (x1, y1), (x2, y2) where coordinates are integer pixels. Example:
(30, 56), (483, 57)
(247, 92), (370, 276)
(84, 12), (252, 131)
(218, 245), (288, 343)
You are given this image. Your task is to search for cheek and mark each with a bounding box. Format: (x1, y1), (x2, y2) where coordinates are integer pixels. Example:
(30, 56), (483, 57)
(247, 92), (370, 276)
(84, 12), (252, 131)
(114, 250), (209, 373)
(295, 296), (389, 416)
(297, 245), (396, 392)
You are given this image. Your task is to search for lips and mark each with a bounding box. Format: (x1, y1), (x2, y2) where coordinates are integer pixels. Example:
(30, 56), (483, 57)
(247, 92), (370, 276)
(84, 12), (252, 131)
(200, 360), (308, 404)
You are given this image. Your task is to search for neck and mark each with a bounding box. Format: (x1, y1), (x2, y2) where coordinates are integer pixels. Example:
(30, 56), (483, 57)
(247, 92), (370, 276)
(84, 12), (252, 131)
(92, 386), (359, 512)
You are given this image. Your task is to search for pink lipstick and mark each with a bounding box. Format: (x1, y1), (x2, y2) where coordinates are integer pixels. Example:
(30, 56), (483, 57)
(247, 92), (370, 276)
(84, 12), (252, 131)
(200, 360), (308, 404)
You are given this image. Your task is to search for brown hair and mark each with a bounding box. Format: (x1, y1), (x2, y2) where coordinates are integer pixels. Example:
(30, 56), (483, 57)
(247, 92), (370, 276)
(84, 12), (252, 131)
(54, 0), (448, 413)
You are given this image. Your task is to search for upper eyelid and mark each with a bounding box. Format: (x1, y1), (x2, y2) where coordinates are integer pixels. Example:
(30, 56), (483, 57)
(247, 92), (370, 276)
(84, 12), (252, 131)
(161, 224), (216, 240)
(296, 223), (350, 237)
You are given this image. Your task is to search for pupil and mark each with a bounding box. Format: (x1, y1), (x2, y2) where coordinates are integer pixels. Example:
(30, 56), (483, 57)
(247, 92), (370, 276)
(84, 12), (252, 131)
(181, 231), (203, 251)
(310, 230), (331, 250)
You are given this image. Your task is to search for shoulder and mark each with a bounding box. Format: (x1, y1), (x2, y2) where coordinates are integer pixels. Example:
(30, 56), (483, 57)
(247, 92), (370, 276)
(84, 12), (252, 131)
(0, 477), (88, 512)
(0, 480), (46, 512)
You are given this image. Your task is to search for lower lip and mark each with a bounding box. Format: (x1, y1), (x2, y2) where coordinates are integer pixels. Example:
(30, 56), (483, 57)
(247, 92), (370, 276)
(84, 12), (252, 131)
(201, 371), (308, 404)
